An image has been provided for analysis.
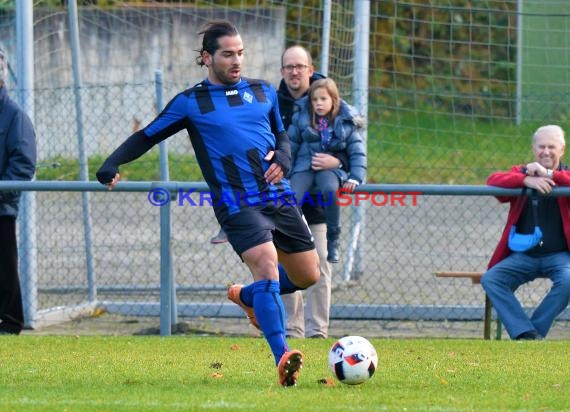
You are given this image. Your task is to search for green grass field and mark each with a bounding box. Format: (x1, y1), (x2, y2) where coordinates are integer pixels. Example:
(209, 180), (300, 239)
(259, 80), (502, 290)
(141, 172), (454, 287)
(0, 336), (567, 411)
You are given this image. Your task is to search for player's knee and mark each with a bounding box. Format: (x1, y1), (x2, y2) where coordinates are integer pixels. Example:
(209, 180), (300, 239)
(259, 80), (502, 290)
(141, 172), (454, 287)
(295, 259), (320, 288)
(307, 255), (321, 285)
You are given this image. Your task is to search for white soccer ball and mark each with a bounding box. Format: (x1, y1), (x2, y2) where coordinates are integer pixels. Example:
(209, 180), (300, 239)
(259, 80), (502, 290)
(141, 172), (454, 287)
(328, 335), (378, 385)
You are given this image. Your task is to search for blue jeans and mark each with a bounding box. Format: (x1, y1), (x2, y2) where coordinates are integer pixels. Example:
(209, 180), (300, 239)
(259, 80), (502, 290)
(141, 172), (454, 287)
(290, 170), (341, 233)
(481, 251), (570, 339)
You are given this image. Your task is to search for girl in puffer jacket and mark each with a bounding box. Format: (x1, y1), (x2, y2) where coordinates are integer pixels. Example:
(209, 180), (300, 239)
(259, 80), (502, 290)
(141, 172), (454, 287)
(288, 78), (367, 263)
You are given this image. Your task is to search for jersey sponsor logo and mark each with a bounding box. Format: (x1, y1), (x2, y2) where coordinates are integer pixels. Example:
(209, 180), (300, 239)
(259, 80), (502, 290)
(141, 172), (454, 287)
(243, 91), (253, 103)
(225, 89), (238, 96)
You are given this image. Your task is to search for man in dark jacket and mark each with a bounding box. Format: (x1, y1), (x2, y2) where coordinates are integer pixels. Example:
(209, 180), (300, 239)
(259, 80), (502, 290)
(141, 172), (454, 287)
(0, 46), (37, 335)
(278, 45), (345, 339)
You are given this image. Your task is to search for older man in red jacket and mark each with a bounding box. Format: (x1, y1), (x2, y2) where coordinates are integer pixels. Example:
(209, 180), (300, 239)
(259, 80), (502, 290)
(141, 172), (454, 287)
(482, 124), (570, 340)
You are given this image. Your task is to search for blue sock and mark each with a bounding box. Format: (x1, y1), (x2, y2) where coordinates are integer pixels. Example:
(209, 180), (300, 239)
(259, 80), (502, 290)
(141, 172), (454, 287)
(251, 279), (289, 365)
(240, 264), (303, 305)
(239, 284), (254, 307)
(278, 264), (302, 294)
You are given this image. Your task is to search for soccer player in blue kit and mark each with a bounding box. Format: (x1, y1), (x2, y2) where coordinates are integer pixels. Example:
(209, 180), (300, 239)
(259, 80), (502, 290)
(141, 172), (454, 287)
(96, 20), (320, 387)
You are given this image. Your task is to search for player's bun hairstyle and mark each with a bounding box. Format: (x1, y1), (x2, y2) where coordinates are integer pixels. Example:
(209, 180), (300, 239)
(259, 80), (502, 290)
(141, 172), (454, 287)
(196, 20), (240, 67)
(308, 78), (341, 127)
(0, 45), (7, 87)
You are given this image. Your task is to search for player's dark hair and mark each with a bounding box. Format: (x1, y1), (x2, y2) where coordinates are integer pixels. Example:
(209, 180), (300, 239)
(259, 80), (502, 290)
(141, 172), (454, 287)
(196, 20), (239, 66)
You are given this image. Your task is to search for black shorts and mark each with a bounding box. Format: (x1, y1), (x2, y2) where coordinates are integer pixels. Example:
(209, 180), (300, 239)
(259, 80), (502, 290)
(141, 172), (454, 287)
(217, 203), (315, 256)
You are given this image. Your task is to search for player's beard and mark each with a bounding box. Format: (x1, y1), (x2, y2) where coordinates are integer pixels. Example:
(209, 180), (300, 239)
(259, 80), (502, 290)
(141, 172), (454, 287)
(211, 61), (241, 86)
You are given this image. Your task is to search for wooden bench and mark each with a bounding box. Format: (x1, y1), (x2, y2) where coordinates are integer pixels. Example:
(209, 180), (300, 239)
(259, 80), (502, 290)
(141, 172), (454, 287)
(435, 271), (502, 340)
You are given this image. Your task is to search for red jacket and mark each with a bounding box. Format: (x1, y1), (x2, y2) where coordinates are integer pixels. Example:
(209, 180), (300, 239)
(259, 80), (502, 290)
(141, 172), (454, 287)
(487, 164), (570, 268)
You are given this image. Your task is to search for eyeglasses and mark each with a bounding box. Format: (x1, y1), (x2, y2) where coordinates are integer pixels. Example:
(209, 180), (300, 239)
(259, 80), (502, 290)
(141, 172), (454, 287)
(282, 64), (309, 73)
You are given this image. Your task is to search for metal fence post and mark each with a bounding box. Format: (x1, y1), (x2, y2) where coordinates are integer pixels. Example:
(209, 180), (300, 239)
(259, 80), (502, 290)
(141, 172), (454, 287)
(155, 70), (176, 336)
(343, 0), (370, 282)
(68, 0), (96, 303)
(16, 0), (37, 328)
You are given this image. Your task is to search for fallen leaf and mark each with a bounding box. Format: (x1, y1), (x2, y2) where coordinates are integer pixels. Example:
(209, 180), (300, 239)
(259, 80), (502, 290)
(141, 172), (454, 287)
(92, 307), (107, 317)
(317, 377), (336, 386)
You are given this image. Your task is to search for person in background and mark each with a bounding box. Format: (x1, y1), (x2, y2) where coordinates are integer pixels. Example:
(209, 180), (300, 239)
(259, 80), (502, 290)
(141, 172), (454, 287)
(0, 45), (37, 335)
(96, 21), (319, 386)
(278, 46), (342, 339)
(482, 124), (570, 340)
(210, 226), (228, 244)
(288, 77), (366, 264)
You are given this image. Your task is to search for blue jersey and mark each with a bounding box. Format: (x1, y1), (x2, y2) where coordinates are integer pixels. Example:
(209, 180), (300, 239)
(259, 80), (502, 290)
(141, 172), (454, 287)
(143, 78), (293, 214)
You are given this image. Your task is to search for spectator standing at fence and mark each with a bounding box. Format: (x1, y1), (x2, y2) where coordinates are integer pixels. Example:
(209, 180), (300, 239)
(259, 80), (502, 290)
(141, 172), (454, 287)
(278, 45), (343, 339)
(482, 124), (570, 340)
(288, 77), (366, 263)
(96, 20), (319, 386)
(0, 46), (37, 335)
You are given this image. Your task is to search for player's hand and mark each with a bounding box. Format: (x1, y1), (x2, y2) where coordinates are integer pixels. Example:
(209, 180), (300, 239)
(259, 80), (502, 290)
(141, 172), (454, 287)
(96, 164), (121, 191)
(105, 173), (121, 190)
(523, 176), (555, 194)
(264, 151), (284, 184)
(311, 153), (341, 171)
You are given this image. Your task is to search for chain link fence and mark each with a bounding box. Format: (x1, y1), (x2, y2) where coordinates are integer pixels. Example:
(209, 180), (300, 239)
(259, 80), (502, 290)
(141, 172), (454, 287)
(13, 180), (567, 339)
(1, 2), (569, 338)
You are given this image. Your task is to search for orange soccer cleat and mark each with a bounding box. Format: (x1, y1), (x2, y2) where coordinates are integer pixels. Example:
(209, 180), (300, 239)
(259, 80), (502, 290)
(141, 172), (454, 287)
(278, 350), (304, 387)
(227, 284), (260, 330)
